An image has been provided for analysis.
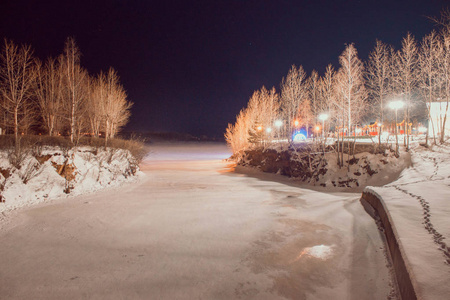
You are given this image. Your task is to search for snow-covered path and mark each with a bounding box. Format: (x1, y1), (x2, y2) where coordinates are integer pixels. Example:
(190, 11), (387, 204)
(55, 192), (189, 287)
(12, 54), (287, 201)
(0, 143), (394, 299)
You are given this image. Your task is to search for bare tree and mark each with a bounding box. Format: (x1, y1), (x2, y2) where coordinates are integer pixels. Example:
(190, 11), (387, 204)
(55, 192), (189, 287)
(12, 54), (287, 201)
(280, 65), (308, 140)
(393, 32), (418, 150)
(365, 40), (393, 145)
(35, 57), (64, 136)
(338, 44), (367, 135)
(418, 31), (441, 145)
(318, 64), (336, 137)
(59, 37), (88, 143)
(89, 72), (105, 138)
(102, 68), (132, 144)
(336, 44), (367, 166)
(308, 69), (321, 128)
(0, 39), (36, 148)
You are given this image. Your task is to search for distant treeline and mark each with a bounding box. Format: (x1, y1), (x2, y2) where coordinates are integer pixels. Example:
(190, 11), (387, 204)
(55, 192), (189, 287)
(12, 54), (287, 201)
(226, 8), (450, 167)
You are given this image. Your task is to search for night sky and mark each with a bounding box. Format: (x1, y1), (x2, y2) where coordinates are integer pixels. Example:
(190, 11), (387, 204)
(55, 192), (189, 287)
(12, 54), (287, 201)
(0, 0), (448, 138)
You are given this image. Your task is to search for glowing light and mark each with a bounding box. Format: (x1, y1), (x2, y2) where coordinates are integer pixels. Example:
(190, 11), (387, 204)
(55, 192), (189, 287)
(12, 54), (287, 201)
(266, 127), (272, 133)
(318, 113), (329, 121)
(293, 133), (306, 142)
(378, 123), (382, 127)
(389, 100), (404, 110)
(275, 120), (283, 128)
(294, 120), (299, 126)
(315, 126), (320, 131)
(257, 126), (262, 131)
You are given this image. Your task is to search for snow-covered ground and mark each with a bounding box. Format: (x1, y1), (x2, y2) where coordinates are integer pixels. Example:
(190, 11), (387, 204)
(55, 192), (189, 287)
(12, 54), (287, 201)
(0, 146), (142, 213)
(365, 143), (450, 299)
(0, 142), (396, 299)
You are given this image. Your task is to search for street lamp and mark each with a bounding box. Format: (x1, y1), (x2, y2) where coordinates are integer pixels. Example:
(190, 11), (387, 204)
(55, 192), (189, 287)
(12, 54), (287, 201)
(389, 100), (404, 155)
(318, 113), (329, 152)
(318, 113), (329, 138)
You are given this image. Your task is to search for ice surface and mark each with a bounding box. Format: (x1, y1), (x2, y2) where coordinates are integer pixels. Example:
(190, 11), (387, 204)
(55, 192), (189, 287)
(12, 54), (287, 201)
(0, 142), (395, 299)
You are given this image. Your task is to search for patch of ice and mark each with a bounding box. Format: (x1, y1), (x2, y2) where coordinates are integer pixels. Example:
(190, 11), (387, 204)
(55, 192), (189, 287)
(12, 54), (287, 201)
(304, 244), (334, 260)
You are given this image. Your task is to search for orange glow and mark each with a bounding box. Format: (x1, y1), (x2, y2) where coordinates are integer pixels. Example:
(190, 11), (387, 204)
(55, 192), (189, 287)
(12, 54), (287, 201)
(294, 120), (299, 126)
(257, 126), (262, 131)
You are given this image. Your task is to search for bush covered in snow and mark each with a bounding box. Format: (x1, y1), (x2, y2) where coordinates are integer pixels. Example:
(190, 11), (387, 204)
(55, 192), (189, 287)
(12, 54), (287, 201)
(0, 145), (143, 212)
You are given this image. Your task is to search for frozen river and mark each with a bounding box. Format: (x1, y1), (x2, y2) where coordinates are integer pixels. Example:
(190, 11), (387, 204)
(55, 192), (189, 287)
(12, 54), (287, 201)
(0, 142), (394, 299)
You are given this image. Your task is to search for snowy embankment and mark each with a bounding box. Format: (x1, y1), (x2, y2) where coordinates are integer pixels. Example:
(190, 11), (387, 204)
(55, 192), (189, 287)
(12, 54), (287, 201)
(0, 146), (143, 213)
(363, 143), (450, 300)
(238, 145), (409, 190)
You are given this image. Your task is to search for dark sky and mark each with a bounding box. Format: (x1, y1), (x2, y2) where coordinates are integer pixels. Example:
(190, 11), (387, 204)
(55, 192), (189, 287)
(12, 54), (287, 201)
(0, 0), (447, 138)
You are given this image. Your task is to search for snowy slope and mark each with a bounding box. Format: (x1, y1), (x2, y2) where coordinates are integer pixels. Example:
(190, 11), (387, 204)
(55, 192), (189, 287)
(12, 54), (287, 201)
(0, 146), (143, 213)
(365, 143), (450, 299)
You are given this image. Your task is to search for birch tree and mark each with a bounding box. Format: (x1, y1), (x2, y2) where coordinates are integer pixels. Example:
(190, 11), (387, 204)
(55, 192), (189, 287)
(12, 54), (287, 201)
(35, 57), (64, 136)
(337, 43), (367, 136)
(365, 40), (393, 145)
(59, 37), (88, 143)
(393, 33), (418, 150)
(280, 65), (308, 140)
(0, 39), (36, 148)
(418, 31), (441, 144)
(102, 68), (132, 144)
(336, 44), (367, 166)
(308, 70), (321, 127)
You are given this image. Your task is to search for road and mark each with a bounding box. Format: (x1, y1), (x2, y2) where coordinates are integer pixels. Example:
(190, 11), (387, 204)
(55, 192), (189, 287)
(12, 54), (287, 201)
(0, 142), (394, 299)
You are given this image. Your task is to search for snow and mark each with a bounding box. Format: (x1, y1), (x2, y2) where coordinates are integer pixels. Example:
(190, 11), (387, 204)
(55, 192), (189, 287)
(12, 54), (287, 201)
(0, 146), (142, 213)
(365, 142), (450, 300)
(240, 144), (410, 191)
(0, 142), (396, 299)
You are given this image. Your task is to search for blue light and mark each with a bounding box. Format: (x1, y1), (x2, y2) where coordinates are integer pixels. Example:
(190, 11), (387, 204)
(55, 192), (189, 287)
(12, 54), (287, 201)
(293, 132), (306, 142)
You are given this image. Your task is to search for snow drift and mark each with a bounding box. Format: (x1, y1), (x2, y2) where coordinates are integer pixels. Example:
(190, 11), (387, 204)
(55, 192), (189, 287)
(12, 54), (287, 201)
(0, 146), (142, 212)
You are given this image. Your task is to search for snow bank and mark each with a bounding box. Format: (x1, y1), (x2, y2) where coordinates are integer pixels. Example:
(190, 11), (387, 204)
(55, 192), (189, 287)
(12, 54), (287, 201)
(0, 146), (143, 213)
(238, 146), (409, 190)
(364, 143), (450, 300)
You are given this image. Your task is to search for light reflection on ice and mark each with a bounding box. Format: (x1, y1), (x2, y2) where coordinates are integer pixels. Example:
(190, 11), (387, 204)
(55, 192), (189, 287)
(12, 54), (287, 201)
(294, 244), (334, 262)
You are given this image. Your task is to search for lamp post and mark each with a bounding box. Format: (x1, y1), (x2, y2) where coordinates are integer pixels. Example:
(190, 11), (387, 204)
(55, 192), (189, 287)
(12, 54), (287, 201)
(318, 113), (329, 152)
(389, 100), (404, 156)
(274, 119), (283, 142)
